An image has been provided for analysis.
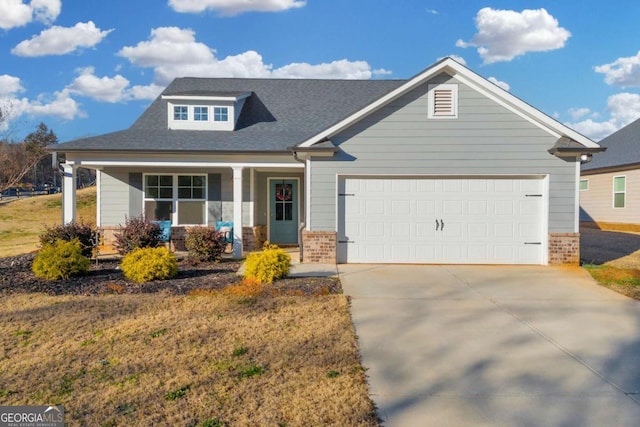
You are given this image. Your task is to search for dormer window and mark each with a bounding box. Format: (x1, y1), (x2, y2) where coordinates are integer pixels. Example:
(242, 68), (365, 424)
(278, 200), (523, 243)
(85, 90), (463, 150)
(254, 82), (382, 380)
(214, 107), (229, 122)
(194, 106), (209, 121)
(164, 91), (251, 131)
(173, 106), (188, 121)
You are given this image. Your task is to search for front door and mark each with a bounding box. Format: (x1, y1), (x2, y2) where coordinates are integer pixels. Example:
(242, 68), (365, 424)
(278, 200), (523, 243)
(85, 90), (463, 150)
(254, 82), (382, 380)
(269, 179), (298, 244)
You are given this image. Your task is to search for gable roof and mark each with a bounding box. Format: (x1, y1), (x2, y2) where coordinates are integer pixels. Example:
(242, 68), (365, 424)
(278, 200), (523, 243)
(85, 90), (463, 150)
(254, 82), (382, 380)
(298, 57), (599, 149)
(55, 57), (598, 154)
(581, 117), (640, 173)
(56, 78), (403, 153)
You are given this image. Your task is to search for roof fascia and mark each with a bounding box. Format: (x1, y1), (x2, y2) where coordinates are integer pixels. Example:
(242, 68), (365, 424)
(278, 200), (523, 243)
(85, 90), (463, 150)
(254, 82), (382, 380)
(162, 92), (251, 102)
(297, 57), (599, 150)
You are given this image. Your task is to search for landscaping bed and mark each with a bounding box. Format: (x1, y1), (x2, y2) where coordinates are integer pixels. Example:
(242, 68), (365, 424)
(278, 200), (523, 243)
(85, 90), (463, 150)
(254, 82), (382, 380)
(0, 253), (340, 296)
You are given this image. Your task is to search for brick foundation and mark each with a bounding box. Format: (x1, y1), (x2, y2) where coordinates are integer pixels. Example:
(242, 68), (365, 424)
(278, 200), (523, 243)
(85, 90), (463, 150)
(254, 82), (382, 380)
(243, 225), (267, 253)
(302, 230), (336, 264)
(548, 232), (580, 265)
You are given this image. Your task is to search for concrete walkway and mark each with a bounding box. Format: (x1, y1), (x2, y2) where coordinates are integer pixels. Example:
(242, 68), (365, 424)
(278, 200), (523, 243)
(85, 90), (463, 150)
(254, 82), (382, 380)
(339, 264), (640, 426)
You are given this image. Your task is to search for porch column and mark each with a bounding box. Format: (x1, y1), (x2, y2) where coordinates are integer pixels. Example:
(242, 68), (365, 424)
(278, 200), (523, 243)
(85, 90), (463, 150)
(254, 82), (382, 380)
(62, 163), (76, 224)
(232, 166), (243, 259)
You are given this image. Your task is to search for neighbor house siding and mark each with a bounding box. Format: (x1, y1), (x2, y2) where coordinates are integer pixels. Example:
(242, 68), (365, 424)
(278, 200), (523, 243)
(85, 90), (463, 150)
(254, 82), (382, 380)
(309, 74), (578, 233)
(580, 169), (640, 225)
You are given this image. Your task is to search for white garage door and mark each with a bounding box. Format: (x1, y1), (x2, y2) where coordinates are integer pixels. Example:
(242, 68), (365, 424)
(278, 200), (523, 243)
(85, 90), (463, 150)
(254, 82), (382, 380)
(338, 177), (545, 264)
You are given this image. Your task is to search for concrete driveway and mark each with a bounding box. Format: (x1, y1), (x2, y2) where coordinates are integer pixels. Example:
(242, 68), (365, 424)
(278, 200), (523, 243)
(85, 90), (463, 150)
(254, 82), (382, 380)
(339, 265), (640, 426)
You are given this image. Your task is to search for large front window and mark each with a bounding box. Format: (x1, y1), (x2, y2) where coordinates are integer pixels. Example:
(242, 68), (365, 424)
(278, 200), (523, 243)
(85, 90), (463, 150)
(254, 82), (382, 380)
(144, 174), (206, 225)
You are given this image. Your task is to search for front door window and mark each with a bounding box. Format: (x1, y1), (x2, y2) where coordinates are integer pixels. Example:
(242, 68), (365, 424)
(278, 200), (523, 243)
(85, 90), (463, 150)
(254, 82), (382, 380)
(275, 183), (294, 221)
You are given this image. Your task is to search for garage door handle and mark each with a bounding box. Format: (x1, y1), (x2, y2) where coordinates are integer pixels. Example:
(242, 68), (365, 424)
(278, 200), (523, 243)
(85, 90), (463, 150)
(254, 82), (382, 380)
(435, 219), (439, 231)
(436, 219), (444, 231)
(524, 242), (541, 245)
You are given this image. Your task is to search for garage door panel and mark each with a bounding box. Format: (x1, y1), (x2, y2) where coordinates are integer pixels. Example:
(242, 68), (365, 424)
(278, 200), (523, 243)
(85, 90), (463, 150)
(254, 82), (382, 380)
(339, 177), (544, 264)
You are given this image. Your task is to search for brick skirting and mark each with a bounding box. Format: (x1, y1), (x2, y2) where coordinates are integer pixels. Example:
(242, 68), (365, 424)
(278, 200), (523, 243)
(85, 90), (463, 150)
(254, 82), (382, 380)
(302, 230), (336, 264)
(548, 232), (580, 265)
(243, 225), (267, 253)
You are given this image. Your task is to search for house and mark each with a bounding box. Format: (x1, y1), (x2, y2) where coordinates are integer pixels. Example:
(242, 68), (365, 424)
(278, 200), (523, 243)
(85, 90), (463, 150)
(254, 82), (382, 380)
(580, 117), (640, 231)
(54, 57), (601, 265)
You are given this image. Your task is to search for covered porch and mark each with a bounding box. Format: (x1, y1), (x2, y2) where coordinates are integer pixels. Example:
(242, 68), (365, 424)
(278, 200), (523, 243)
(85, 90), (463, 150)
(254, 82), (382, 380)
(60, 157), (307, 259)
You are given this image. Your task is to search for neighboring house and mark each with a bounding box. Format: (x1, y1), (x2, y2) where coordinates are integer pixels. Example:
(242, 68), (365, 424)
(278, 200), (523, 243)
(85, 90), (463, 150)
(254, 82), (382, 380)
(54, 58), (601, 265)
(580, 117), (640, 230)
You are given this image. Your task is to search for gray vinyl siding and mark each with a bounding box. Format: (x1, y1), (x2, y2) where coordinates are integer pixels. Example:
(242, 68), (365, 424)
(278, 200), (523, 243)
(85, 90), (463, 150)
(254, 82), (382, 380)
(100, 169), (131, 225)
(580, 169), (640, 225)
(309, 74), (579, 233)
(255, 171), (305, 226)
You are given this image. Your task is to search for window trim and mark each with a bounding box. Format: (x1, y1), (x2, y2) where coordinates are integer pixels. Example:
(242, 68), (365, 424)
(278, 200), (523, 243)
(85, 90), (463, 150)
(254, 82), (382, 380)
(579, 179), (589, 191)
(427, 83), (458, 119)
(173, 105), (188, 121)
(213, 106), (229, 122)
(143, 173), (208, 226)
(613, 175), (626, 209)
(193, 106), (209, 122)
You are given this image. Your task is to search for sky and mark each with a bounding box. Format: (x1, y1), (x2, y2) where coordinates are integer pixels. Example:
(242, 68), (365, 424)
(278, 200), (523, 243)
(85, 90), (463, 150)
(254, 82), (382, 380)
(1, 0), (640, 143)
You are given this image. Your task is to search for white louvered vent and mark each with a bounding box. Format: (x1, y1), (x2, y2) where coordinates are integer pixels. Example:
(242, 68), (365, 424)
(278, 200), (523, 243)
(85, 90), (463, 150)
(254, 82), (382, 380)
(428, 84), (458, 119)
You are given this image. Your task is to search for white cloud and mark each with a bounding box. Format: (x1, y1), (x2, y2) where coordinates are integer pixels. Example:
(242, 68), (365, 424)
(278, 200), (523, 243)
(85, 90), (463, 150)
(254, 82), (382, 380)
(456, 8), (570, 64)
(0, 0), (60, 30)
(12, 21), (113, 57)
(0, 75), (25, 96)
(31, 0), (60, 24)
(1, 89), (84, 127)
(66, 67), (164, 102)
(595, 51), (640, 87)
(566, 93), (640, 141)
(118, 26), (387, 84)
(168, 0), (305, 15)
(568, 107), (591, 120)
(487, 77), (510, 91)
(272, 60), (375, 79)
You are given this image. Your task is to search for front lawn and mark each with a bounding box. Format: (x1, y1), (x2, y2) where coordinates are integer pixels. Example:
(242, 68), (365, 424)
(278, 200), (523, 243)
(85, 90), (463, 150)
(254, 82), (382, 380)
(0, 290), (378, 426)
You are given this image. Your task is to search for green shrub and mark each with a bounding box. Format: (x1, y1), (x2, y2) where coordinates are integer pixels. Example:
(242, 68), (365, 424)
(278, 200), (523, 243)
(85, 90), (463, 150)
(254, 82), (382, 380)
(32, 239), (91, 280)
(120, 247), (178, 283)
(39, 221), (98, 258)
(114, 216), (163, 255)
(185, 227), (225, 263)
(242, 242), (291, 284)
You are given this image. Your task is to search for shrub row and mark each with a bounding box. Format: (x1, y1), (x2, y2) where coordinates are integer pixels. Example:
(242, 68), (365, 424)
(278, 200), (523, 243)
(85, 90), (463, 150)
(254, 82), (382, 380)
(32, 217), (228, 283)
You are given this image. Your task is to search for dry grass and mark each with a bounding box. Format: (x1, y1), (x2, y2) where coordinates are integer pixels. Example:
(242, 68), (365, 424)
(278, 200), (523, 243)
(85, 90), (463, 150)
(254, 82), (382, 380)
(0, 291), (378, 426)
(0, 188), (96, 257)
(583, 265), (640, 300)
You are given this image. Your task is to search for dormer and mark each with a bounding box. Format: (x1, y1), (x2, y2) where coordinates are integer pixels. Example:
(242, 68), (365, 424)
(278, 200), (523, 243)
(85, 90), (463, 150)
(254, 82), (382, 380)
(163, 91), (251, 131)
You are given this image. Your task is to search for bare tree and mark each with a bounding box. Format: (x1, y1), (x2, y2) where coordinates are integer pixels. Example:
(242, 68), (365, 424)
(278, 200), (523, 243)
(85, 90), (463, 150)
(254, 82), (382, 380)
(0, 122), (58, 194)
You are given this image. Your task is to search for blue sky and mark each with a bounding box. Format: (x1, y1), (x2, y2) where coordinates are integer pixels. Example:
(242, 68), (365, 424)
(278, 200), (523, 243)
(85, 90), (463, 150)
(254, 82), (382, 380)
(1, 0), (639, 142)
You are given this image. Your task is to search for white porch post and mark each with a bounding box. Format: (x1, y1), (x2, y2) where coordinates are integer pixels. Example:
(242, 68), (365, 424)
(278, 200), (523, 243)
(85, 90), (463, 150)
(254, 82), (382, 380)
(232, 166), (244, 259)
(62, 163), (76, 224)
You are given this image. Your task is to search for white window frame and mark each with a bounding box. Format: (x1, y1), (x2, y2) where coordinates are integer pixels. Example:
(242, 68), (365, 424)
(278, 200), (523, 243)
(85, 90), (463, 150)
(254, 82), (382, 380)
(193, 106), (209, 122)
(143, 173), (208, 226)
(213, 106), (229, 122)
(579, 179), (589, 191)
(613, 175), (626, 209)
(173, 105), (188, 121)
(428, 83), (458, 119)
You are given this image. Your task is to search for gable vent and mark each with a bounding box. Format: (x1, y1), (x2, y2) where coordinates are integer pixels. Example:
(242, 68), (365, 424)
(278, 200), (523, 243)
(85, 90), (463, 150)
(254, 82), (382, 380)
(428, 83), (458, 119)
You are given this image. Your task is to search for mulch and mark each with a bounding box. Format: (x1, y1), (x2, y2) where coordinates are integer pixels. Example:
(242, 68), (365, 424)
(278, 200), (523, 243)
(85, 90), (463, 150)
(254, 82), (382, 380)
(0, 253), (341, 296)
